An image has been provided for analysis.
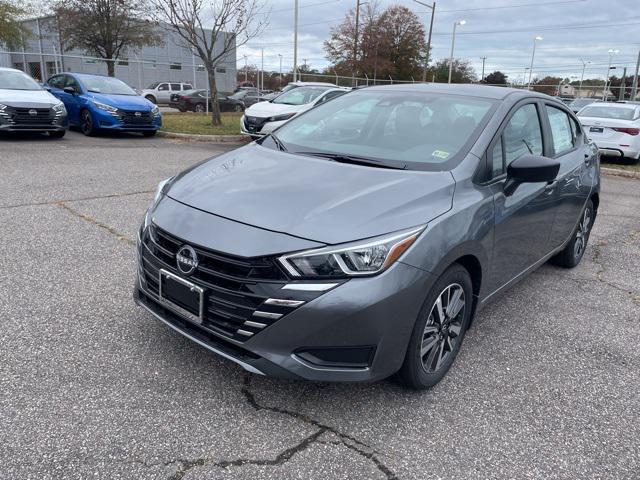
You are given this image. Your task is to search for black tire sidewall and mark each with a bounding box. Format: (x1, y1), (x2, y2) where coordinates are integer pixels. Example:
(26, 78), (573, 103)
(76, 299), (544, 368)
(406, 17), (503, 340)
(400, 264), (473, 389)
(81, 110), (95, 136)
(572, 200), (594, 264)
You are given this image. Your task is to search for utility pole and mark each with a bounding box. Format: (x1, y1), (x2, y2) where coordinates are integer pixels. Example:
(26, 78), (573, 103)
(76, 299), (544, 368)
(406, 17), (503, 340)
(619, 66), (627, 101)
(243, 55), (248, 83)
(413, 0), (435, 83)
(631, 48), (640, 101)
(278, 54), (283, 88)
(293, 0), (299, 82)
(260, 48), (264, 93)
(352, 0), (364, 86)
(480, 56), (486, 82)
(603, 49), (619, 101)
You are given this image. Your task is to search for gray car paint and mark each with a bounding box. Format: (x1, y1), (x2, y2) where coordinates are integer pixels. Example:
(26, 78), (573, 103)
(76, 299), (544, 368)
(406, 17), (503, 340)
(137, 84), (600, 382)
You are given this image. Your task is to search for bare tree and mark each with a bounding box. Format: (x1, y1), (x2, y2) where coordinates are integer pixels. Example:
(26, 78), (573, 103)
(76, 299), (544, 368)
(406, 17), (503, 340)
(149, 0), (268, 125)
(54, 0), (163, 77)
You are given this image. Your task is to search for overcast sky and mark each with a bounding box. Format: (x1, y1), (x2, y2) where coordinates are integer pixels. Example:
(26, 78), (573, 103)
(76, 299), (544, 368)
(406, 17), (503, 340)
(237, 0), (640, 82)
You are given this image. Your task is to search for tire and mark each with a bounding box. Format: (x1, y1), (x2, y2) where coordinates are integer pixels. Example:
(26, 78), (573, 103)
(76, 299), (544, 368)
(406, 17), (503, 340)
(48, 130), (66, 139)
(550, 199), (595, 268)
(141, 130), (157, 137)
(234, 104), (243, 112)
(195, 103), (205, 113)
(80, 110), (97, 136)
(145, 95), (157, 104)
(398, 263), (473, 390)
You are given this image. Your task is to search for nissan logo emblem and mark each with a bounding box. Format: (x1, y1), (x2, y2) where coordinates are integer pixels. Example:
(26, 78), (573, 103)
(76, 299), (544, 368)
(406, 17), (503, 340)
(28, 109), (38, 116)
(135, 111), (142, 117)
(176, 245), (199, 275)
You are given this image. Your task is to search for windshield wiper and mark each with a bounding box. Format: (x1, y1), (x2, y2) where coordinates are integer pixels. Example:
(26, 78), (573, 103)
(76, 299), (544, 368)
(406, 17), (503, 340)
(269, 133), (287, 152)
(296, 151), (406, 170)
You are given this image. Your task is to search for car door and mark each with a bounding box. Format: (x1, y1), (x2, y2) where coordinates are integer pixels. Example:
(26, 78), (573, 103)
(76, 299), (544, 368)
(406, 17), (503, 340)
(543, 103), (594, 248)
(487, 101), (559, 292)
(156, 83), (170, 103)
(60, 74), (83, 123)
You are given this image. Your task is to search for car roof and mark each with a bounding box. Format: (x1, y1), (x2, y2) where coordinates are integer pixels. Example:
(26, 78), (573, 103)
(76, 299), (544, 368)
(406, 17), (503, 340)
(0, 67), (24, 73)
(365, 83), (549, 101)
(582, 102), (637, 109)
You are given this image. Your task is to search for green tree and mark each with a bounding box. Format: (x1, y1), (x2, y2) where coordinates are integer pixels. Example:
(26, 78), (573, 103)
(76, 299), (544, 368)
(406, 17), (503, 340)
(482, 71), (508, 85)
(427, 59), (476, 84)
(0, 0), (29, 49)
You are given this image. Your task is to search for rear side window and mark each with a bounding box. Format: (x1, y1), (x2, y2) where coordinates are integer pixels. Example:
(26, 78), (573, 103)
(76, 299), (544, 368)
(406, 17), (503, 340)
(546, 106), (574, 155)
(170, 83), (181, 90)
(183, 84), (193, 90)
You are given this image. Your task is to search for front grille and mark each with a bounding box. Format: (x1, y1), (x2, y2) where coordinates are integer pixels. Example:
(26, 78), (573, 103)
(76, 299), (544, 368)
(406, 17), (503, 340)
(140, 225), (290, 342)
(244, 116), (268, 133)
(119, 110), (154, 125)
(6, 107), (54, 125)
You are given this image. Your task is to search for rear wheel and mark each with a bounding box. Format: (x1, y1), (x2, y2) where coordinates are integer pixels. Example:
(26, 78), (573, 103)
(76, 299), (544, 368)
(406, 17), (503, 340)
(195, 103), (205, 113)
(80, 110), (97, 136)
(550, 199), (595, 268)
(48, 130), (65, 139)
(398, 263), (473, 390)
(234, 104), (243, 112)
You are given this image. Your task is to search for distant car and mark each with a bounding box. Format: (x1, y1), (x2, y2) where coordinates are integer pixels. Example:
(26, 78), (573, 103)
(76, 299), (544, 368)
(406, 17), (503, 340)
(241, 86), (349, 138)
(141, 82), (193, 105)
(280, 81), (338, 94)
(0, 67), (67, 137)
(169, 89), (245, 113)
(578, 102), (640, 160)
(556, 97), (574, 105)
(231, 89), (265, 107)
(46, 73), (161, 137)
(569, 98), (597, 114)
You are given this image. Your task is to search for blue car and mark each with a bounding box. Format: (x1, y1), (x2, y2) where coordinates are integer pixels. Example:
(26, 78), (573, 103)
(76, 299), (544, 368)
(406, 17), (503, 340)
(45, 73), (161, 136)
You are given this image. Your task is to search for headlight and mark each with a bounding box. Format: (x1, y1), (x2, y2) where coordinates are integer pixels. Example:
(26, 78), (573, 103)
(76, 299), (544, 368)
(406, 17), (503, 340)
(52, 102), (66, 113)
(152, 177), (173, 207)
(267, 112), (296, 122)
(93, 100), (118, 114)
(151, 105), (160, 117)
(279, 227), (424, 278)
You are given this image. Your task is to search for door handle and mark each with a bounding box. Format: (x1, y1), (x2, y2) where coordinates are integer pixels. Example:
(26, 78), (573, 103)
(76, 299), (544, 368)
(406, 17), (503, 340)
(545, 181), (558, 193)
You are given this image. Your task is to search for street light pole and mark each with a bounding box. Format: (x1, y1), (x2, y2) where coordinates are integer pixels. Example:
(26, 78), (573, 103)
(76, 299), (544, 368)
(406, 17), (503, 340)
(413, 0), (436, 83)
(278, 54), (283, 88)
(293, 0), (299, 82)
(603, 49), (619, 101)
(527, 36), (542, 90)
(260, 47), (264, 93)
(579, 58), (590, 97)
(448, 20), (465, 84)
(480, 56), (486, 82)
(631, 48), (640, 101)
(353, 0), (365, 86)
(243, 55), (248, 83)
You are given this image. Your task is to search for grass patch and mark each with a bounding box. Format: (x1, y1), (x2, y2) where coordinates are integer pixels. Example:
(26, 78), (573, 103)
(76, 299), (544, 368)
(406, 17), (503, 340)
(601, 157), (640, 173)
(160, 112), (242, 136)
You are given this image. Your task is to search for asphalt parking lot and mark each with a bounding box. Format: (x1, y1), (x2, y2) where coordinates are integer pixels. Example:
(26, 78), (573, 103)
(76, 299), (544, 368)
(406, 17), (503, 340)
(1, 130), (639, 480)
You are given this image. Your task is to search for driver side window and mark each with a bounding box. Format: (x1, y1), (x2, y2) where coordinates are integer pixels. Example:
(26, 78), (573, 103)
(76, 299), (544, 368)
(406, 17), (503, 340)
(489, 103), (543, 179)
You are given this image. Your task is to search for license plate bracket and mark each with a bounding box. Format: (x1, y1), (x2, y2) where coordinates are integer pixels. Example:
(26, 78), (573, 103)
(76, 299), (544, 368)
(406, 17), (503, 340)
(158, 269), (204, 324)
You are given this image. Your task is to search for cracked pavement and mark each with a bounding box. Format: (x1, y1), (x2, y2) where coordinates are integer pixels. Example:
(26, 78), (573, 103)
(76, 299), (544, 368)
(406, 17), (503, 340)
(1, 131), (639, 479)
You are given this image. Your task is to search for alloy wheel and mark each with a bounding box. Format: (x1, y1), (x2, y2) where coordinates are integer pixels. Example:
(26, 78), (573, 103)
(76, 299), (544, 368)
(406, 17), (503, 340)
(574, 207), (592, 259)
(420, 283), (466, 373)
(81, 112), (92, 135)
(195, 104), (205, 113)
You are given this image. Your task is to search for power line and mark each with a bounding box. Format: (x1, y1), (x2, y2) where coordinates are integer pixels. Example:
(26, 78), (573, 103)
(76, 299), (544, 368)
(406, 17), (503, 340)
(430, 0), (586, 13)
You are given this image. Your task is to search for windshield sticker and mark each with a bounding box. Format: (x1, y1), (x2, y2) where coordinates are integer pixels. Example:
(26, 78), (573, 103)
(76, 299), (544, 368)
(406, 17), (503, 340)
(432, 150), (450, 159)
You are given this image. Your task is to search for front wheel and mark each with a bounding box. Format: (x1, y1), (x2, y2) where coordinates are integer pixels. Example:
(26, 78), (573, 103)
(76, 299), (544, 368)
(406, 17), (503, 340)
(398, 263), (473, 390)
(80, 110), (97, 136)
(145, 95), (156, 104)
(550, 199), (595, 268)
(195, 103), (205, 113)
(234, 104), (243, 112)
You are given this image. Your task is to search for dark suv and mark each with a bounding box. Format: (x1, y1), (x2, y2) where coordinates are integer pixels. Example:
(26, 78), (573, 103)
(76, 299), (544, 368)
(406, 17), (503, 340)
(135, 84), (600, 389)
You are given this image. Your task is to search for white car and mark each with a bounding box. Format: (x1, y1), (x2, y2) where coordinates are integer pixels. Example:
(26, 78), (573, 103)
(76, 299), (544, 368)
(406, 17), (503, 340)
(578, 102), (640, 160)
(141, 82), (193, 105)
(0, 67), (67, 137)
(241, 86), (349, 138)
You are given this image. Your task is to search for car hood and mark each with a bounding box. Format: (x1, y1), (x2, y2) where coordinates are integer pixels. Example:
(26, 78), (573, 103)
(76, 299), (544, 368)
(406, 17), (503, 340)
(166, 143), (455, 245)
(86, 92), (152, 110)
(0, 88), (61, 107)
(244, 101), (307, 118)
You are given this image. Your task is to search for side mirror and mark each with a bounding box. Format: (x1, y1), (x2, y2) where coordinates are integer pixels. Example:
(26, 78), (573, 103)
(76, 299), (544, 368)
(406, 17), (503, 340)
(63, 86), (76, 95)
(504, 155), (560, 196)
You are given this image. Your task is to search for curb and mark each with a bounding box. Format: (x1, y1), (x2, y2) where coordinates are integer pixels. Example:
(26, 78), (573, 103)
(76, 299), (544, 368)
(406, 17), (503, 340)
(158, 130), (251, 144)
(601, 167), (640, 180)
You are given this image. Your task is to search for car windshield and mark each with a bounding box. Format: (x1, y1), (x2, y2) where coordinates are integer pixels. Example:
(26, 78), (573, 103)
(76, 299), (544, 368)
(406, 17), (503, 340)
(571, 99), (592, 107)
(0, 70), (42, 91)
(271, 86), (331, 105)
(79, 76), (137, 95)
(271, 90), (495, 170)
(229, 91), (247, 99)
(146, 82), (160, 89)
(578, 106), (637, 120)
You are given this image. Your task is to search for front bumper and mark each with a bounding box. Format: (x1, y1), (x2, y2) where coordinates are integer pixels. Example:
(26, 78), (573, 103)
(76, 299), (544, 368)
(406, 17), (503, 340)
(134, 224), (435, 382)
(0, 112), (67, 132)
(91, 108), (161, 131)
(240, 115), (287, 137)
